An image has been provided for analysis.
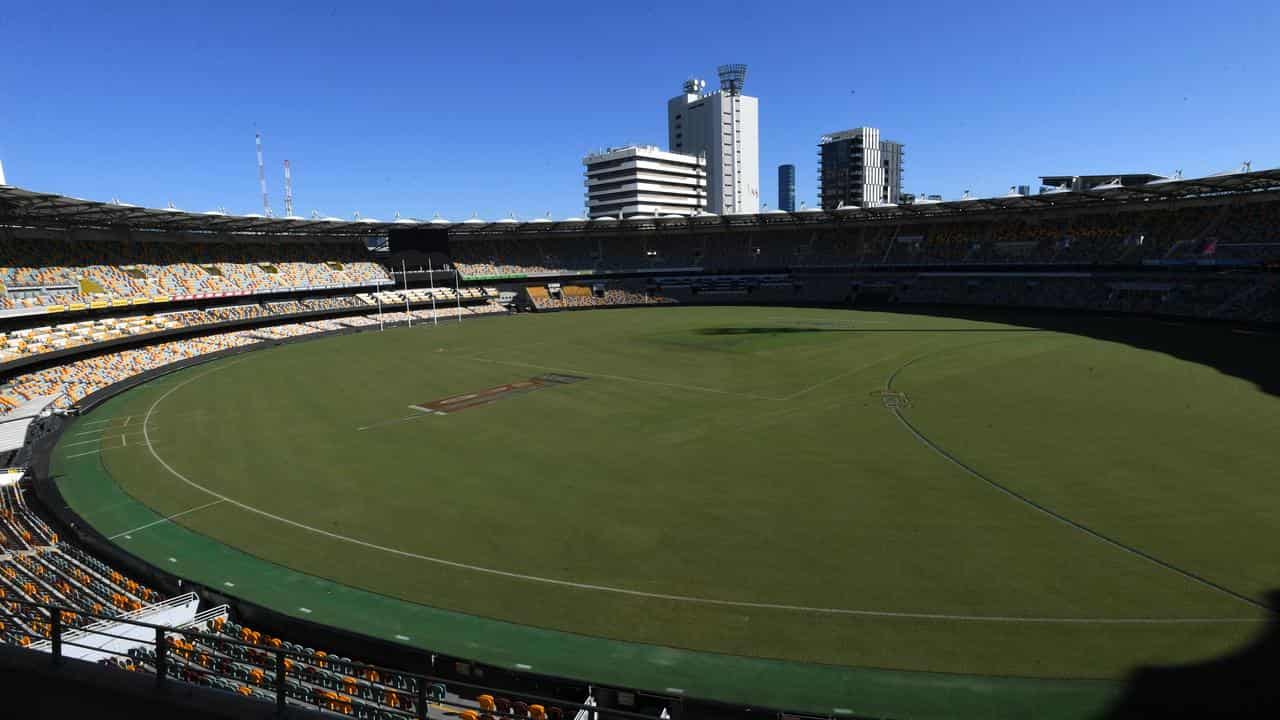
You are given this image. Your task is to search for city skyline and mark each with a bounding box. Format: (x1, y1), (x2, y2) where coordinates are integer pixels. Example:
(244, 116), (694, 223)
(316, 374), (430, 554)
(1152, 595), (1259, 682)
(2, 1), (1277, 220)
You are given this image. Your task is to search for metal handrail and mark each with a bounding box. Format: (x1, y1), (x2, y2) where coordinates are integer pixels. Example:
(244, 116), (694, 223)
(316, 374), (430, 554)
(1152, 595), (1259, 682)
(3, 595), (661, 720)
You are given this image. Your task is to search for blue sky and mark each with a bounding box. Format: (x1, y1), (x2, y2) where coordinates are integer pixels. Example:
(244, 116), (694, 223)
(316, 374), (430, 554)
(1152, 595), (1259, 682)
(2, 1), (1277, 220)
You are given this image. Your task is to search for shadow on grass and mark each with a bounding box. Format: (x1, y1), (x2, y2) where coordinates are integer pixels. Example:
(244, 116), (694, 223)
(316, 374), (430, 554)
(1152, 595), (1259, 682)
(697, 326), (854, 336)
(696, 325), (1045, 336)
(1104, 592), (1280, 719)
(867, 305), (1280, 398)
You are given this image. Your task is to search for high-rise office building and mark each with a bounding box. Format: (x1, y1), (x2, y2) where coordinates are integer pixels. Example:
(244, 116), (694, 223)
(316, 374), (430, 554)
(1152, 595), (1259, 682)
(667, 65), (760, 214)
(777, 164), (796, 212)
(817, 127), (904, 209)
(582, 145), (707, 219)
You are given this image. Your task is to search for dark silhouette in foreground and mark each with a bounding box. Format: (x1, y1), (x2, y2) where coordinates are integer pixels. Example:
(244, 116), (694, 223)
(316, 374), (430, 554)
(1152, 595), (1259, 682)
(1104, 591), (1280, 719)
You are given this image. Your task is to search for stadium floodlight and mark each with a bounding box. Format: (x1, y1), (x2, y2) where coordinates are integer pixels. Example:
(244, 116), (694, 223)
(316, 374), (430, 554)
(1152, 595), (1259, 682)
(454, 266), (462, 324)
(427, 257), (438, 325)
(402, 258), (412, 328)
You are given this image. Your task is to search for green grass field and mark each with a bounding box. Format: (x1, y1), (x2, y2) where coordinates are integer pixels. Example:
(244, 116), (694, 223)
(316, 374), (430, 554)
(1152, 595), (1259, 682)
(52, 306), (1280, 717)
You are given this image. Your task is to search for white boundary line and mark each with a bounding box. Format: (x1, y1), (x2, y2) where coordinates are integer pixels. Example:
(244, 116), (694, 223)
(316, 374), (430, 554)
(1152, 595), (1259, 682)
(133, 359), (1262, 625)
(63, 437), (110, 448)
(780, 354), (896, 401)
(65, 445), (138, 459)
(63, 431), (148, 448)
(108, 499), (226, 540)
(80, 416), (131, 427)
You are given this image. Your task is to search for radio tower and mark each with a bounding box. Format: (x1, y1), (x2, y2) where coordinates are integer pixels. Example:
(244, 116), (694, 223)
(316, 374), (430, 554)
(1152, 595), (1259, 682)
(283, 160), (294, 216)
(256, 131), (272, 216)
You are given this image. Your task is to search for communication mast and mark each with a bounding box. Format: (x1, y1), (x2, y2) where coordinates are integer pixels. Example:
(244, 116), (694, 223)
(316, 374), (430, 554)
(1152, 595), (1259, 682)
(283, 160), (294, 216)
(256, 131), (272, 216)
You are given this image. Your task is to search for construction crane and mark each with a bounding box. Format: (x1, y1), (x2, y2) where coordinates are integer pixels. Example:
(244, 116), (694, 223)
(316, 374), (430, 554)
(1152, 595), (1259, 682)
(283, 160), (294, 216)
(256, 131), (272, 216)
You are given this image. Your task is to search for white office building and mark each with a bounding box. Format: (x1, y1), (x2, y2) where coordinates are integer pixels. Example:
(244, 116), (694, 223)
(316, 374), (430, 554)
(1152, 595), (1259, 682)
(583, 145), (707, 219)
(667, 64), (760, 215)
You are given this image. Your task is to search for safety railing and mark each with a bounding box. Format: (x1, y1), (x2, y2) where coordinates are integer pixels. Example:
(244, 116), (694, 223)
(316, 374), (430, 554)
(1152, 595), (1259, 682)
(2, 596), (661, 720)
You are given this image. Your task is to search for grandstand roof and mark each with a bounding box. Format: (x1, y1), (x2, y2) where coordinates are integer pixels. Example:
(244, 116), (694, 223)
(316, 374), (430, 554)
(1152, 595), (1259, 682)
(0, 394), (57, 453)
(3, 166), (1280, 238)
(1040, 173), (1165, 184)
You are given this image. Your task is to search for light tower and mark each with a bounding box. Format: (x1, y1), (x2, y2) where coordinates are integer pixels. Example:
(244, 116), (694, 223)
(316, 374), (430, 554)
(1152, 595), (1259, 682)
(255, 131), (272, 216)
(717, 64), (748, 95)
(283, 160), (294, 216)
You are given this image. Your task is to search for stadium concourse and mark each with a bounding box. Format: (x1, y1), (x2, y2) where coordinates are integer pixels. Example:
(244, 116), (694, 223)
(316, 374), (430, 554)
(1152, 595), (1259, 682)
(0, 169), (1279, 719)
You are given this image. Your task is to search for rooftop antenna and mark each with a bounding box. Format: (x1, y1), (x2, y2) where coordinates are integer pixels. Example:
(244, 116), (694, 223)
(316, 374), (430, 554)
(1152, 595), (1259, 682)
(256, 131), (272, 216)
(0, 158), (6, 186)
(283, 159), (294, 216)
(682, 77), (706, 96)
